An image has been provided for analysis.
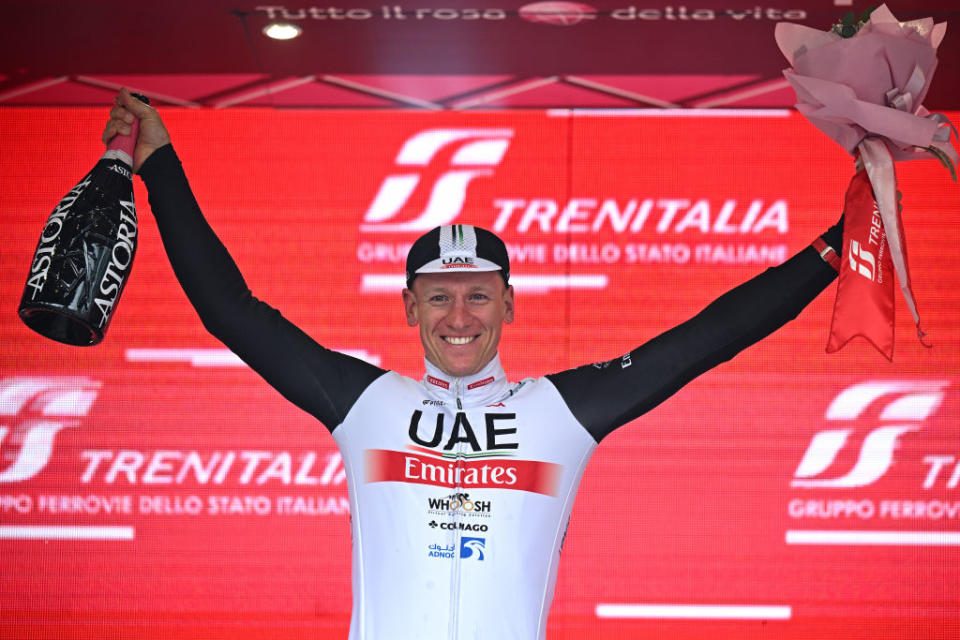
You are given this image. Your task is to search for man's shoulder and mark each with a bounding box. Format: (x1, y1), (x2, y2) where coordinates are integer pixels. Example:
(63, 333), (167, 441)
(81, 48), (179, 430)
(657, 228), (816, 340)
(369, 369), (422, 391)
(502, 374), (561, 402)
(545, 352), (635, 386)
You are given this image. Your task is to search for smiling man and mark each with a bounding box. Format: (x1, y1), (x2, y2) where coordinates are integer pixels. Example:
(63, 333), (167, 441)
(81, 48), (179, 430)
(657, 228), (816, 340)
(402, 225), (514, 382)
(106, 89), (842, 640)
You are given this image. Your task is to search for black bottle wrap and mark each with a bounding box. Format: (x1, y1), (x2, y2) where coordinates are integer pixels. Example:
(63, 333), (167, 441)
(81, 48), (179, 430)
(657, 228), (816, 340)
(18, 93), (148, 346)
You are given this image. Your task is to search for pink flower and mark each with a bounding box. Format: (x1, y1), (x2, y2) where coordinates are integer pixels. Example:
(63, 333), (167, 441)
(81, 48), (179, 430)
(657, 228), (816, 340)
(775, 4), (956, 168)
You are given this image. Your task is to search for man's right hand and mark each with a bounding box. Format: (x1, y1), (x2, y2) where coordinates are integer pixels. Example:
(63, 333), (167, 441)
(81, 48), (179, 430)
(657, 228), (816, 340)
(102, 87), (171, 174)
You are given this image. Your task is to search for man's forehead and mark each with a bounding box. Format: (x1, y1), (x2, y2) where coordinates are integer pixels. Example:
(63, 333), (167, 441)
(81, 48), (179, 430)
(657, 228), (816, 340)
(414, 271), (505, 292)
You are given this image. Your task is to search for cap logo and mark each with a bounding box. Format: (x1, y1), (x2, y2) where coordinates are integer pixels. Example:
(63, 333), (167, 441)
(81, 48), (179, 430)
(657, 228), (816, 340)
(440, 224), (477, 258)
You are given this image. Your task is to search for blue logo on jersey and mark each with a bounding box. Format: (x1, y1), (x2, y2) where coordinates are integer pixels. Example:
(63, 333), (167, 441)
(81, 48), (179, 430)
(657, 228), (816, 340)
(428, 542), (455, 559)
(460, 536), (486, 561)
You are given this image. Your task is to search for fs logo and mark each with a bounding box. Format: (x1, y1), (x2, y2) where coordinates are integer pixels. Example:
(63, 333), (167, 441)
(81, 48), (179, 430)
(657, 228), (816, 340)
(460, 536), (486, 561)
(0, 377), (100, 483)
(848, 239), (877, 281)
(792, 380), (948, 488)
(361, 128), (513, 232)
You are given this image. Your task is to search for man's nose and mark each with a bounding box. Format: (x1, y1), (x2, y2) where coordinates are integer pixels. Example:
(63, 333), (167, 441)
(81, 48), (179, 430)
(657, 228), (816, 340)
(445, 297), (473, 328)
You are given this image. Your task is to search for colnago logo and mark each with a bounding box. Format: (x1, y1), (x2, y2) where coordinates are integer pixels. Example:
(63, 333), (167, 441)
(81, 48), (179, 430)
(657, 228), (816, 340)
(361, 128), (513, 232)
(0, 377), (101, 483)
(792, 380), (949, 488)
(428, 519), (489, 532)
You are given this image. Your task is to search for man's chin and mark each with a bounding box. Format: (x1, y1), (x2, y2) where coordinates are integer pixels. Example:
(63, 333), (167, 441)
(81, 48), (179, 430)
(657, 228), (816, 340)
(431, 354), (485, 379)
(442, 363), (481, 378)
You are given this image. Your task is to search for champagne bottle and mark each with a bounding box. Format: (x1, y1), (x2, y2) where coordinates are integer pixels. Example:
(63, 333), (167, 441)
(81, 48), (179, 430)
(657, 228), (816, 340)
(18, 94), (150, 346)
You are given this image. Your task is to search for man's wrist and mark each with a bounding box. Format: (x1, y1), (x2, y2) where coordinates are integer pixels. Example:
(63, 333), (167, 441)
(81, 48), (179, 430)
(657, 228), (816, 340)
(811, 236), (841, 272)
(138, 143), (178, 181)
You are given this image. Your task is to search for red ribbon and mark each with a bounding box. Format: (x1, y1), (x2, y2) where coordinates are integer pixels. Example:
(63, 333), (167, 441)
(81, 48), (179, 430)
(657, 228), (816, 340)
(826, 170), (896, 360)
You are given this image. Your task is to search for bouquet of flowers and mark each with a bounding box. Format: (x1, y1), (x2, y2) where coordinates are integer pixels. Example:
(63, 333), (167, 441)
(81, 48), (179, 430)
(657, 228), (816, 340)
(775, 4), (957, 359)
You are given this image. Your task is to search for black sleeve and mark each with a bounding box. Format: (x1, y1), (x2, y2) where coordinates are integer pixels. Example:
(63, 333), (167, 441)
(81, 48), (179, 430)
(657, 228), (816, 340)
(139, 144), (386, 431)
(547, 220), (842, 442)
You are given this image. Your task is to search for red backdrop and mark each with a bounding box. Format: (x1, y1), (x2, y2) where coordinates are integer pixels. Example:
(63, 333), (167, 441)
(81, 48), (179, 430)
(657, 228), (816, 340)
(1, 107), (958, 639)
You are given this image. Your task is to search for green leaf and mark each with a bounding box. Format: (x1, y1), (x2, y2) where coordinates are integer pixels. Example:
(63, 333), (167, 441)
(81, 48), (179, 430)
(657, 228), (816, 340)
(842, 11), (855, 26)
(924, 145), (958, 182)
(860, 7), (877, 24)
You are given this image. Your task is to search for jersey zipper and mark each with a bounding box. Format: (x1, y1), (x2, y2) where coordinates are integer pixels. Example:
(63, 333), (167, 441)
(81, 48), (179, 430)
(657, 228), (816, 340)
(449, 378), (464, 639)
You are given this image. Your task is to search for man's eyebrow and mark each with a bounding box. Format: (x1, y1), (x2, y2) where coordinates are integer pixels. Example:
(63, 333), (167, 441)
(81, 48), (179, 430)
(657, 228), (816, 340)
(420, 281), (498, 296)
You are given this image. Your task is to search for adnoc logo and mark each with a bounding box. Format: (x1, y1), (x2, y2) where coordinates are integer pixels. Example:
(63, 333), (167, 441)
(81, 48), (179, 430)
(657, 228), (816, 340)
(792, 380), (949, 488)
(361, 128), (514, 232)
(460, 536), (486, 560)
(0, 377), (101, 483)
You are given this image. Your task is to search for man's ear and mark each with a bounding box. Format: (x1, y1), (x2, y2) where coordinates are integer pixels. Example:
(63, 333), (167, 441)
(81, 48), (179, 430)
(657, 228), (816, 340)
(503, 284), (515, 325)
(402, 288), (419, 327)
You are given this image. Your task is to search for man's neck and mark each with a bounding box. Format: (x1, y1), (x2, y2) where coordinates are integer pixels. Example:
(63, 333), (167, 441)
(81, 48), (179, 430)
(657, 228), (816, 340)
(422, 354), (510, 408)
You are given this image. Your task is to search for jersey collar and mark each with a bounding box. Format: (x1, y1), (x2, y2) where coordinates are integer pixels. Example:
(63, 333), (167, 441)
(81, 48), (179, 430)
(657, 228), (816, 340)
(422, 354), (510, 408)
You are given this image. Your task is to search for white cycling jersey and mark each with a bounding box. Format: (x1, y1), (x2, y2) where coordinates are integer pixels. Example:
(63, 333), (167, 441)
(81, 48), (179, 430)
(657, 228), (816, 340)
(334, 355), (595, 640)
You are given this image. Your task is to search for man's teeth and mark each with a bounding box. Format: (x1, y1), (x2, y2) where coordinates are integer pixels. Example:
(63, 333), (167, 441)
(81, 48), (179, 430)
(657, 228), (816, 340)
(444, 336), (475, 345)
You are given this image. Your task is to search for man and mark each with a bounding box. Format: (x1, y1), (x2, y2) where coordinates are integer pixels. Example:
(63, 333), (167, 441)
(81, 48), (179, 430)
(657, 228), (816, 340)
(105, 88), (842, 639)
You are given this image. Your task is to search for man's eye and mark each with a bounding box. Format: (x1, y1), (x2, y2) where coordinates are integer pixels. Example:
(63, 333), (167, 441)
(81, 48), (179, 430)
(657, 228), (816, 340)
(429, 295), (448, 303)
(470, 294), (489, 302)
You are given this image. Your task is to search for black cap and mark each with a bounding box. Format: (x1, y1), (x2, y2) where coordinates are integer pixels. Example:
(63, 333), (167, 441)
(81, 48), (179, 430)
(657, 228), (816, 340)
(405, 224), (510, 289)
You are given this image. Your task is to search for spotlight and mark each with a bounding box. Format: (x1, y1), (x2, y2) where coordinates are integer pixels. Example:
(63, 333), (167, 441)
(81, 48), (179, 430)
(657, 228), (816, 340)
(262, 22), (303, 40)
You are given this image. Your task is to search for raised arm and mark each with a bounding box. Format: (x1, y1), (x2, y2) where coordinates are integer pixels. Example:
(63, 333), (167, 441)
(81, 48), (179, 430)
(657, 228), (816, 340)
(106, 90), (385, 431)
(547, 221), (842, 442)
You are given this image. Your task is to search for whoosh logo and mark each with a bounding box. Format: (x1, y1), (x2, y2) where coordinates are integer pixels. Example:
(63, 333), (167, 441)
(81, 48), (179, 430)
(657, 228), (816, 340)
(361, 128), (513, 232)
(792, 380), (949, 488)
(0, 377), (100, 482)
